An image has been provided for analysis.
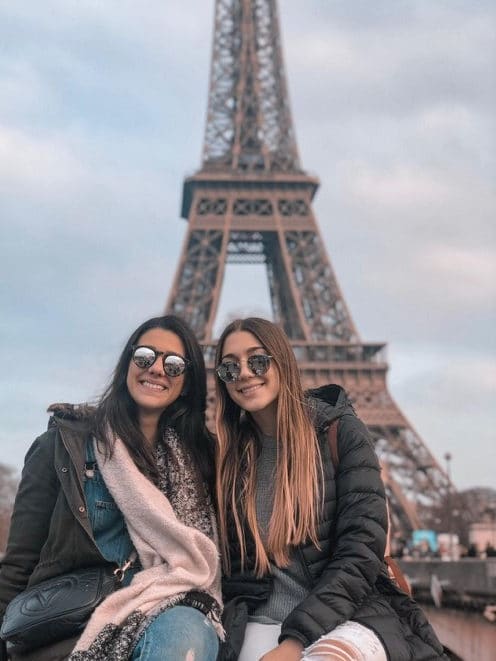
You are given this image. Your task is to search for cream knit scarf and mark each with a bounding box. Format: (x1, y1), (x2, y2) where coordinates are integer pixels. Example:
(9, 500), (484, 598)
(69, 427), (223, 660)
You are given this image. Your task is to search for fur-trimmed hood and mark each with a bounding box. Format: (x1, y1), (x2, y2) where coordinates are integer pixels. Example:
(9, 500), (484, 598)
(305, 383), (356, 432)
(47, 402), (96, 430)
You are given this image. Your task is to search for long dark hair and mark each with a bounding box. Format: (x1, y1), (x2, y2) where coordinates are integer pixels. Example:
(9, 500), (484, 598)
(94, 315), (214, 487)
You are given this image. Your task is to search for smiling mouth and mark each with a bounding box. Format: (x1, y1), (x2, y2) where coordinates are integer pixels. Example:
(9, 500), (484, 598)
(238, 383), (263, 395)
(139, 380), (166, 391)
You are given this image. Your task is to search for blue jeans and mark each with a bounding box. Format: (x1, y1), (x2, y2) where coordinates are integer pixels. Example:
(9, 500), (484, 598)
(131, 605), (219, 661)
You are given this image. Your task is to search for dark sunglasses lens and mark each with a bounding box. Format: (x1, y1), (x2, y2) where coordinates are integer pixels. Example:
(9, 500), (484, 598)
(216, 361), (241, 383)
(163, 355), (187, 377)
(132, 346), (156, 368)
(247, 354), (271, 375)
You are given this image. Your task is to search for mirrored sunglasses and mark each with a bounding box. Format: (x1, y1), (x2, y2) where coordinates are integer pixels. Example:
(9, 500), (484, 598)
(216, 354), (273, 383)
(131, 345), (188, 377)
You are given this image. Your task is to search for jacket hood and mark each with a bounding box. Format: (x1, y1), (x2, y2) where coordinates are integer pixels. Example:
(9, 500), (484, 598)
(305, 384), (356, 431)
(47, 402), (96, 430)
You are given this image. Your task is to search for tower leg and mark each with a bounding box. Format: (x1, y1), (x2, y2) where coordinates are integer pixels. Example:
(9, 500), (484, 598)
(166, 228), (227, 341)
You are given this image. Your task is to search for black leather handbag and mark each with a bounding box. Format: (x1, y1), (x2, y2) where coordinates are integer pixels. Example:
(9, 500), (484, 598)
(0, 566), (119, 654)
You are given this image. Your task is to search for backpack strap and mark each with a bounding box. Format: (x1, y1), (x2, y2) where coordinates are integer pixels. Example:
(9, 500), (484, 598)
(327, 418), (340, 470)
(326, 416), (412, 596)
(384, 555), (412, 596)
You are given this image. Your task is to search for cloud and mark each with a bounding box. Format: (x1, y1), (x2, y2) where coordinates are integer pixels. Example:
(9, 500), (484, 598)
(419, 245), (496, 305)
(389, 344), (496, 489)
(349, 164), (452, 210)
(341, 162), (494, 235)
(0, 60), (53, 121)
(0, 0), (494, 492)
(289, 21), (494, 119)
(0, 124), (85, 194)
(319, 159), (495, 317)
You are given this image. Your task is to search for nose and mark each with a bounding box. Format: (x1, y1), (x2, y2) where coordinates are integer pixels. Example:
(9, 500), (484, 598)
(237, 358), (254, 380)
(148, 355), (165, 375)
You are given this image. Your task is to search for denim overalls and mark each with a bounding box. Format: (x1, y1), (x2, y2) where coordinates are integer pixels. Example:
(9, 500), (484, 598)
(83, 439), (218, 661)
(84, 439), (138, 585)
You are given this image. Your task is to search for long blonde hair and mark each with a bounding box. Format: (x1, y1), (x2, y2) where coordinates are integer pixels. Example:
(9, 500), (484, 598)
(215, 318), (322, 576)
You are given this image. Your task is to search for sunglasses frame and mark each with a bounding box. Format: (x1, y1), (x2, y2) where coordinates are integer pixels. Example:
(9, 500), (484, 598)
(216, 354), (273, 383)
(131, 345), (189, 377)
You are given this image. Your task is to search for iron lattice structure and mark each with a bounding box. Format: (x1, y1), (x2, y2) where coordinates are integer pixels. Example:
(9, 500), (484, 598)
(166, 0), (448, 535)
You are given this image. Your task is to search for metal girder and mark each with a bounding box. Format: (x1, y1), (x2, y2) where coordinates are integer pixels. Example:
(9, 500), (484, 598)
(284, 230), (359, 342)
(166, 228), (226, 340)
(202, 0), (301, 172)
(373, 426), (446, 497)
(165, 0), (451, 537)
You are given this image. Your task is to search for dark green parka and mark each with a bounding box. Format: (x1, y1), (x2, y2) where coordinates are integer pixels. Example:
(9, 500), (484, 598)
(0, 407), (111, 661)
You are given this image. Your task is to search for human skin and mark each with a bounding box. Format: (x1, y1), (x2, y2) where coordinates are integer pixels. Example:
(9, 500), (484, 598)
(220, 330), (280, 437)
(126, 327), (186, 444)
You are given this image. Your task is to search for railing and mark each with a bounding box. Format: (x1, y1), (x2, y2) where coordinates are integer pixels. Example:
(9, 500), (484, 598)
(399, 558), (496, 613)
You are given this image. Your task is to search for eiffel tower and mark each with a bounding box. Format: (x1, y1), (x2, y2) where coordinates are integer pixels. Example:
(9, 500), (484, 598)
(166, 0), (448, 535)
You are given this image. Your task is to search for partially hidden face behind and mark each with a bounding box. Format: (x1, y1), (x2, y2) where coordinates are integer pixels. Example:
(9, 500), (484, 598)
(219, 330), (280, 417)
(126, 327), (186, 417)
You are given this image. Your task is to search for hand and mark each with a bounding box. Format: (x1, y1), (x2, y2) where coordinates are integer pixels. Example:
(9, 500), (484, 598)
(259, 637), (304, 661)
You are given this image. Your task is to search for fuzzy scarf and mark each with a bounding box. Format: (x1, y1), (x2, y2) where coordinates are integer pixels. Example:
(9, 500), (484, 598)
(69, 427), (223, 660)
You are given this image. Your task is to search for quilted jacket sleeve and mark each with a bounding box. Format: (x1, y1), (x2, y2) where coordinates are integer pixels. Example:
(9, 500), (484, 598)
(280, 413), (388, 647)
(0, 430), (59, 621)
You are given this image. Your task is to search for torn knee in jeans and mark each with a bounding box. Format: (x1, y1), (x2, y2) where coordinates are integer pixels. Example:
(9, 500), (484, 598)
(304, 638), (364, 660)
(185, 650), (195, 661)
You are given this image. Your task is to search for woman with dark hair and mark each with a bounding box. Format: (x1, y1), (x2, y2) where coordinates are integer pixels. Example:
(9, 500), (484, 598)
(0, 315), (222, 661)
(214, 317), (447, 661)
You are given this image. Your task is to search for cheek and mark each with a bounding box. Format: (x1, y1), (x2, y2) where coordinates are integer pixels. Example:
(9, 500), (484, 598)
(168, 374), (185, 401)
(226, 384), (239, 401)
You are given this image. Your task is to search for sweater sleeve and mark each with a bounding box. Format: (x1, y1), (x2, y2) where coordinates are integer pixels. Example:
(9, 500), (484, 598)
(0, 430), (59, 621)
(280, 414), (388, 647)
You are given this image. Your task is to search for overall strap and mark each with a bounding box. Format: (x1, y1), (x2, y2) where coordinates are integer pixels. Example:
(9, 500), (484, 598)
(84, 436), (98, 477)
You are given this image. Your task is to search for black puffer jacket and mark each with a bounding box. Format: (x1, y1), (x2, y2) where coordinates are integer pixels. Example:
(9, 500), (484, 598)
(219, 384), (447, 661)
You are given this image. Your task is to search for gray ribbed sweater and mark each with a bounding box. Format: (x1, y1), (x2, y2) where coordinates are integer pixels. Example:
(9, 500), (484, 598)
(250, 434), (311, 624)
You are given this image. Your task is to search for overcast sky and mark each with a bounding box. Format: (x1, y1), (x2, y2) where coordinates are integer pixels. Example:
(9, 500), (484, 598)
(1, 0), (495, 490)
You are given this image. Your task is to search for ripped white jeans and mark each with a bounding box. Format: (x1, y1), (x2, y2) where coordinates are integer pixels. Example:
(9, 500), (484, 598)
(238, 620), (387, 661)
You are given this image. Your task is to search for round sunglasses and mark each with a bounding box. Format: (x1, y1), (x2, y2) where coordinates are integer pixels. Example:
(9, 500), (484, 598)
(131, 345), (189, 377)
(216, 354), (273, 383)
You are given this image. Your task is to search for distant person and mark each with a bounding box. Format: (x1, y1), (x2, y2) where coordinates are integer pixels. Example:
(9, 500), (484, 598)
(467, 543), (478, 558)
(418, 540), (433, 559)
(214, 317), (448, 661)
(391, 536), (407, 559)
(485, 542), (496, 557)
(0, 316), (222, 661)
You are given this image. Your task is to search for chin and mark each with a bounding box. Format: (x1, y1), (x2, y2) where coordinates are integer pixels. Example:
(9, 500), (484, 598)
(242, 401), (269, 413)
(135, 397), (170, 413)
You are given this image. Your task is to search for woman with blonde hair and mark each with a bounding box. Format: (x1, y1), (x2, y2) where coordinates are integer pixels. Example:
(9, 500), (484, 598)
(214, 317), (447, 661)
